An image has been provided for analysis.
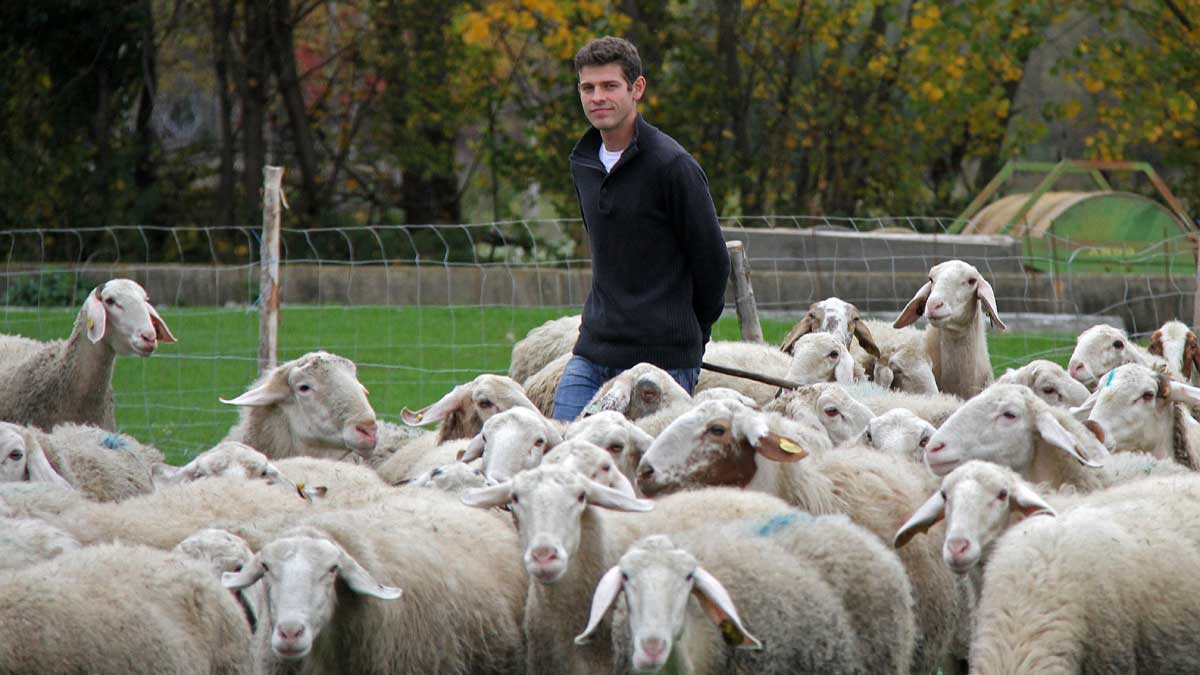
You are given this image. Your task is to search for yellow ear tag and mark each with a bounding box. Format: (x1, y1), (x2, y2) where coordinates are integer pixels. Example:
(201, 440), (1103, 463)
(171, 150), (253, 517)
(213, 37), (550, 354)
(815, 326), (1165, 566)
(296, 482), (310, 502)
(778, 438), (804, 455)
(87, 318), (94, 330)
(719, 619), (742, 646)
(415, 412), (424, 422)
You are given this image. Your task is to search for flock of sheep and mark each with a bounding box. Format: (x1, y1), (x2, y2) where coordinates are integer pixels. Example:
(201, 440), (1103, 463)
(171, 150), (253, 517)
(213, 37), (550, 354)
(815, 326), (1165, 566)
(2, 263), (1200, 674)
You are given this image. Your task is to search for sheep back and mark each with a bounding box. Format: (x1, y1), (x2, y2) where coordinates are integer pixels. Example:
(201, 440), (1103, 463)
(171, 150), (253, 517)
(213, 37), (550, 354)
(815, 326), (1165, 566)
(36, 423), (162, 502)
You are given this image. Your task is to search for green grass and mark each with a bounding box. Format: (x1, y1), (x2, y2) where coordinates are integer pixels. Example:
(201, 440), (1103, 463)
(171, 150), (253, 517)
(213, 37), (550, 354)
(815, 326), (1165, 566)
(0, 305), (1074, 464)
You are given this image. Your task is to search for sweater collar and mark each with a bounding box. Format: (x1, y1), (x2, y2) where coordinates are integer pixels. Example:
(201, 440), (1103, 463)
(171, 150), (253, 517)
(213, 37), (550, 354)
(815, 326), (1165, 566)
(571, 113), (650, 167)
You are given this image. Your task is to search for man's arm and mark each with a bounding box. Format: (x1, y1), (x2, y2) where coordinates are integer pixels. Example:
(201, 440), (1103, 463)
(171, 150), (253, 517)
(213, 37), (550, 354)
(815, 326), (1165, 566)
(665, 155), (730, 340)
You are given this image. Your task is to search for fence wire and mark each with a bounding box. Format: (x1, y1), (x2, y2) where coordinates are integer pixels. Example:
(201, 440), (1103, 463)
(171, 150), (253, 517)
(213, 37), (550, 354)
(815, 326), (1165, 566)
(1, 216), (1195, 461)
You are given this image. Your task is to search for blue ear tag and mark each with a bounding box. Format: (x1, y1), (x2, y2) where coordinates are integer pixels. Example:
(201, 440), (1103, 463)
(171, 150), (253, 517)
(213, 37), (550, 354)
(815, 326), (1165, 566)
(1105, 370), (1115, 388)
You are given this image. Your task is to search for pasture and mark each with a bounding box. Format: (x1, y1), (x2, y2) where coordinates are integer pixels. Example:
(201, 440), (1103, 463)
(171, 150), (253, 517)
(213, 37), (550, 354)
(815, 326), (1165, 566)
(0, 304), (1071, 464)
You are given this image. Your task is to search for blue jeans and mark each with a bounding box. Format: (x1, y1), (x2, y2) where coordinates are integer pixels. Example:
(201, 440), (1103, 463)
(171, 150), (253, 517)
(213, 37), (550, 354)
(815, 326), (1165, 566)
(552, 355), (701, 421)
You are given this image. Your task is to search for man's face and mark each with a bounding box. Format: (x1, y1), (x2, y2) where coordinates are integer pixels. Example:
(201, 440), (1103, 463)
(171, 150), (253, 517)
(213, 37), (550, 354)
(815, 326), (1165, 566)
(578, 63), (645, 132)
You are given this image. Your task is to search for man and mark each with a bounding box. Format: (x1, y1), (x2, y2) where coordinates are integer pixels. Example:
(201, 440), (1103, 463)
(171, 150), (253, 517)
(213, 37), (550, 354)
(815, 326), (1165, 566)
(552, 36), (730, 421)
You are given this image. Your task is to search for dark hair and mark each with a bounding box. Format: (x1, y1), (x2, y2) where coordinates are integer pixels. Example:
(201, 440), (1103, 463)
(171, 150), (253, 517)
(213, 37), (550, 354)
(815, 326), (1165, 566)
(574, 36), (642, 87)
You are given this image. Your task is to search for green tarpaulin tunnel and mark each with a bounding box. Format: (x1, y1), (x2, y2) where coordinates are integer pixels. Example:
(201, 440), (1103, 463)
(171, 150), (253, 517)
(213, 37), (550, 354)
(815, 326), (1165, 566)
(962, 191), (1195, 275)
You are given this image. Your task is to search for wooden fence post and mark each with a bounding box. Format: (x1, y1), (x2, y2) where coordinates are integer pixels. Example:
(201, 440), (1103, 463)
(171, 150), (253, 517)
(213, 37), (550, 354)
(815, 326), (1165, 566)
(726, 240), (764, 344)
(259, 166), (285, 375)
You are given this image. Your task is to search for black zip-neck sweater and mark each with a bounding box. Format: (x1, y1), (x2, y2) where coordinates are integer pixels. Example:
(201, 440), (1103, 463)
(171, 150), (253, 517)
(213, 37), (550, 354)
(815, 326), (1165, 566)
(569, 114), (730, 370)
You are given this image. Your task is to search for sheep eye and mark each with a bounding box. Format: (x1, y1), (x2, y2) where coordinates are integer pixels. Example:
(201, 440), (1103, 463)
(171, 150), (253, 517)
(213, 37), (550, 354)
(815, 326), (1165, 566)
(968, 278), (977, 286)
(1112, 341), (1124, 350)
(1001, 411), (1017, 420)
(1040, 386), (1056, 395)
(823, 406), (839, 418)
(232, 564), (243, 573)
(939, 489), (946, 500)
(685, 572), (694, 582)
(577, 492), (586, 503)
(827, 350), (839, 359)
(918, 436), (929, 448)
(260, 563), (270, 573)
(511, 494), (519, 504)
(430, 467), (443, 478)
(478, 399), (494, 409)
(621, 571), (629, 581)
(328, 565), (338, 575)
(104, 297), (115, 306)
(1141, 391), (1155, 402)
(8, 450), (22, 461)
(606, 444), (624, 454)
(864, 431), (873, 443)
(601, 464), (612, 472)
(997, 489), (1009, 501)
(707, 425), (726, 437)
(534, 438), (545, 447)
(298, 384), (311, 393)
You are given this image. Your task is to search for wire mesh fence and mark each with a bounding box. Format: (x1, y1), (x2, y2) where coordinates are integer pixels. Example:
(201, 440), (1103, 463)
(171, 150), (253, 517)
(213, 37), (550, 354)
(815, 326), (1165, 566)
(2, 215), (1196, 462)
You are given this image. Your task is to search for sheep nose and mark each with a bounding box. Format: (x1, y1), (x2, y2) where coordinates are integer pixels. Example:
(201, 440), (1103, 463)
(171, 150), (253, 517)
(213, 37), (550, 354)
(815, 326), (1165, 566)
(355, 420), (378, 444)
(928, 300), (946, 312)
(138, 329), (157, 343)
(640, 637), (668, 659)
(530, 546), (559, 565)
(926, 441), (946, 455)
(276, 622), (306, 641)
(1070, 361), (1086, 375)
(947, 538), (970, 558)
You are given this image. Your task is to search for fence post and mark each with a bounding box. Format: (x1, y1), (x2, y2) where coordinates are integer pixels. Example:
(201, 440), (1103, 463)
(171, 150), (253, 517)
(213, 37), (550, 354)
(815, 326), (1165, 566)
(259, 166), (285, 375)
(726, 240), (764, 344)
(1193, 234), (1200, 329)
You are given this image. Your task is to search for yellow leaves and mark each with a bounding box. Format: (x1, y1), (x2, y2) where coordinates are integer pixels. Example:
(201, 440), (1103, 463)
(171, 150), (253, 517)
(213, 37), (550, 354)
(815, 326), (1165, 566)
(39, 73), (51, 90)
(1146, 126), (1164, 143)
(721, 129), (735, 139)
(462, 11), (491, 46)
(912, 45), (931, 65)
(867, 55), (889, 75)
(1010, 23), (1030, 40)
(945, 56), (966, 79)
(911, 2), (941, 30)
(1084, 77), (1105, 93)
(1062, 99), (1082, 119)
(920, 81), (944, 102)
(995, 99), (1010, 119)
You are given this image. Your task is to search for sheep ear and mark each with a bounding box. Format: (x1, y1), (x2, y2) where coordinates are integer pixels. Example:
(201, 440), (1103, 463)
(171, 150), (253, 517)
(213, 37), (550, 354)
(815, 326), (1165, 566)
(833, 348), (856, 385)
(401, 384), (470, 426)
(1168, 380), (1200, 408)
(852, 318), (881, 358)
(221, 366), (291, 406)
(628, 425), (656, 462)
(780, 316), (818, 354)
(585, 478), (655, 512)
(461, 481), (512, 509)
(150, 462), (187, 487)
(1188, 333), (1200, 380)
(894, 281), (931, 328)
(543, 419), (564, 448)
(732, 407), (808, 462)
(21, 431), (73, 490)
(574, 565), (624, 645)
(894, 490), (945, 548)
(1011, 482), (1056, 517)
(1069, 389), (1100, 421)
(606, 468), (638, 498)
(873, 362), (895, 390)
(84, 287), (107, 344)
(1036, 410), (1102, 467)
(459, 435), (485, 463)
(1147, 330), (1165, 357)
(338, 549), (403, 600)
(692, 566), (763, 650)
(146, 302), (176, 343)
(586, 380), (632, 417)
(223, 556), (266, 590)
(1082, 420), (1105, 445)
(976, 278), (1006, 331)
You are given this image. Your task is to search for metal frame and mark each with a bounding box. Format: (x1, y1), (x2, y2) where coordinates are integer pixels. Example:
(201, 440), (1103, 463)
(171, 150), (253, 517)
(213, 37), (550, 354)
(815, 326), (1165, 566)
(953, 159), (1195, 235)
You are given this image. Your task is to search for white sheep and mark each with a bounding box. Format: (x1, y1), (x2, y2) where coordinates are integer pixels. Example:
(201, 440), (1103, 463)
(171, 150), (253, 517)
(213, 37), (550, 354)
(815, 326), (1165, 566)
(784, 333), (863, 386)
(0, 422), (74, 491)
(583, 362), (693, 421)
(924, 384), (1109, 491)
(763, 384), (875, 447)
(174, 528), (268, 660)
(894, 260), (1006, 399)
(1148, 319), (1200, 384)
(857, 323), (939, 394)
(636, 400), (972, 673)
(542, 438), (638, 497)
(374, 436), (472, 486)
(223, 493), (526, 673)
(968, 473), (1200, 673)
(695, 341), (793, 405)
(0, 543), (254, 673)
(1067, 324), (1164, 388)
(399, 373), (539, 443)
(565, 410), (657, 491)
(222, 351), (379, 462)
(0, 279), (176, 431)
(692, 387), (759, 407)
(462, 466), (805, 675)
(524, 352), (573, 417)
(0, 516), (81, 572)
(779, 297), (881, 358)
(855, 409), (936, 461)
(842, 381), (964, 426)
(1071, 363), (1200, 470)
(0, 481), (86, 519)
(458, 406), (564, 483)
(996, 359), (1091, 407)
(1, 422), (164, 502)
(511, 315), (582, 385)
(579, 518), (915, 675)
(151, 440), (299, 492)
(408, 462), (494, 494)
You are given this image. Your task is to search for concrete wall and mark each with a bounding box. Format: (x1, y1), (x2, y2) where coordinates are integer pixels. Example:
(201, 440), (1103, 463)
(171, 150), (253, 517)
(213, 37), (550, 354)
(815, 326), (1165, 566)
(3, 260), (1192, 335)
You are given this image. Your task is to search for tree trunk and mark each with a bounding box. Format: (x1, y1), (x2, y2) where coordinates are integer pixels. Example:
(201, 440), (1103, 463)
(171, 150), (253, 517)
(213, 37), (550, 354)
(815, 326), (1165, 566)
(716, 0), (754, 212)
(134, 0), (159, 224)
(210, 0), (237, 227)
(268, 0), (321, 221)
(239, 0), (270, 225)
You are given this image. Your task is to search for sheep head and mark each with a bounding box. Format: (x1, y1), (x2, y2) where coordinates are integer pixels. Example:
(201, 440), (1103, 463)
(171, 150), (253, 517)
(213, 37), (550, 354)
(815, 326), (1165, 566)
(894, 260), (1005, 332)
(82, 279), (176, 356)
(781, 298), (879, 357)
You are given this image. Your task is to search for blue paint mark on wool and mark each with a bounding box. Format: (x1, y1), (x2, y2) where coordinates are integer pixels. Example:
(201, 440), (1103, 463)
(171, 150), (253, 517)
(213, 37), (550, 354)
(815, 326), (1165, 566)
(101, 434), (127, 450)
(753, 512), (810, 537)
(1105, 370), (1115, 388)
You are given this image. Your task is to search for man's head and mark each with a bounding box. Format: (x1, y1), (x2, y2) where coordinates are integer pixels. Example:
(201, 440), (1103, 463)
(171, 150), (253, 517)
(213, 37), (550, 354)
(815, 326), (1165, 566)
(575, 36), (645, 134)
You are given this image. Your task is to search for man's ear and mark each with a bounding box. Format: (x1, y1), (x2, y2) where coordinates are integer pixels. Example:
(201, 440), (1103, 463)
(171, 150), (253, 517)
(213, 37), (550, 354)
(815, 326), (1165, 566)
(631, 76), (647, 101)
